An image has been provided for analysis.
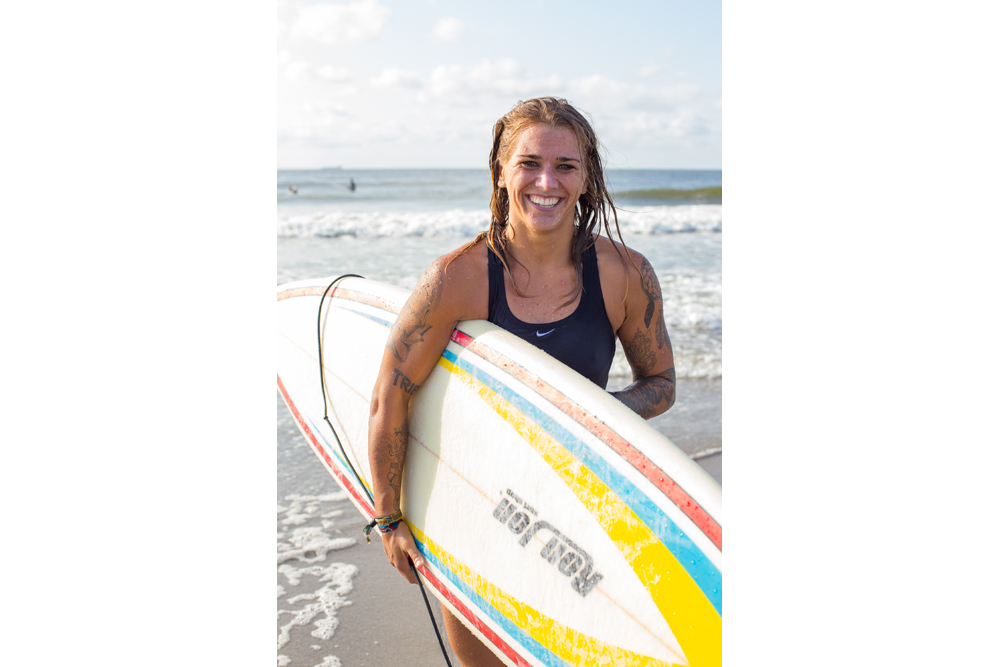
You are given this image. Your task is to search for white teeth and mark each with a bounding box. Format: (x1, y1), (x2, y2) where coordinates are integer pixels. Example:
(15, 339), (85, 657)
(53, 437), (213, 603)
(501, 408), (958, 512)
(529, 196), (559, 207)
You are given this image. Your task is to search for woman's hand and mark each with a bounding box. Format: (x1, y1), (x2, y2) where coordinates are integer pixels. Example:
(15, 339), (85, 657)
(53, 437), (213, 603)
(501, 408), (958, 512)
(379, 521), (426, 584)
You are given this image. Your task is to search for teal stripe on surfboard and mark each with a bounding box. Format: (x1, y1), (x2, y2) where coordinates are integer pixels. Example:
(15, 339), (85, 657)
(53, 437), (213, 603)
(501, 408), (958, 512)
(413, 533), (571, 667)
(439, 346), (722, 616)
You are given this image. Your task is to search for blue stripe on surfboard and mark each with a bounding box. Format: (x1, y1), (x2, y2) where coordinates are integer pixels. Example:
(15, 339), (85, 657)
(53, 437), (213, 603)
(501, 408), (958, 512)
(326, 296), (722, 615)
(440, 347), (723, 616)
(412, 534), (571, 667)
(330, 300), (393, 328)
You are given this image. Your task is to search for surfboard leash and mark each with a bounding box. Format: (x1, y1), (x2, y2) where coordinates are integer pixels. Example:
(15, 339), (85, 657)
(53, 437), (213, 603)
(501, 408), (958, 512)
(317, 273), (365, 476)
(316, 273), (454, 667)
(410, 558), (454, 667)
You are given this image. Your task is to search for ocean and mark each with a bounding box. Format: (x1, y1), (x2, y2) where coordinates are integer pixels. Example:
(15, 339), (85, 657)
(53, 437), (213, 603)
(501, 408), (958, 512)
(276, 168), (722, 666)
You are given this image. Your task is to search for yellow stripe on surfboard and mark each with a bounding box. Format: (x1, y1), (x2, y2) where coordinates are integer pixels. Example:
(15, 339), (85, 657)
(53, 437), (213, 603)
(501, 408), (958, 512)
(409, 523), (682, 667)
(438, 355), (721, 667)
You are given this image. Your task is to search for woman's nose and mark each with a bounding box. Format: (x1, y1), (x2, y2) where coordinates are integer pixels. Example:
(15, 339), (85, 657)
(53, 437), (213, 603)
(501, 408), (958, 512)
(536, 166), (556, 189)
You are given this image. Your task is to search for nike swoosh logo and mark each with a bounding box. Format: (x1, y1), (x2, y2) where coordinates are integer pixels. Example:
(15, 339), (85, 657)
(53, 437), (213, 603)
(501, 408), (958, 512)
(535, 329), (555, 337)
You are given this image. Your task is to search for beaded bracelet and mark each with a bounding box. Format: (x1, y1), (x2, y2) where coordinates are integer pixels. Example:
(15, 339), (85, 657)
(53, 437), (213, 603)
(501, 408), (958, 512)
(363, 510), (404, 542)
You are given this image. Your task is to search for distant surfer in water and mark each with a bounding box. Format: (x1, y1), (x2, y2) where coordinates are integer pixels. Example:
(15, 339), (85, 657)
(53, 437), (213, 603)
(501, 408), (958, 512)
(287, 185), (298, 194)
(368, 97), (675, 667)
(348, 178), (356, 191)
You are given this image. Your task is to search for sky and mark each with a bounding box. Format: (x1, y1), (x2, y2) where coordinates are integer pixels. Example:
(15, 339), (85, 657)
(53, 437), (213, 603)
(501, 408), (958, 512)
(277, 0), (721, 169)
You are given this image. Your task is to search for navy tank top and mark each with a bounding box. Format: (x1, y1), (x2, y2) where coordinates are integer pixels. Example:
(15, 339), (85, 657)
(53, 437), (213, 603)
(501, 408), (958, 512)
(488, 244), (616, 388)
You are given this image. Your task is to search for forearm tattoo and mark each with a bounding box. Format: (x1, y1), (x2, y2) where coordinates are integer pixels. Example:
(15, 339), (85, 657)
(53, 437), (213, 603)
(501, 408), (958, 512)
(613, 368), (676, 419)
(372, 423), (409, 505)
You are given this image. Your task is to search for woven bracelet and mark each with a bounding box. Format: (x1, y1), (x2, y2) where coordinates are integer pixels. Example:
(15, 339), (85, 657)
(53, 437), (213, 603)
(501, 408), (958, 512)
(377, 520), (402, 534)
(363, 510), (405, 542)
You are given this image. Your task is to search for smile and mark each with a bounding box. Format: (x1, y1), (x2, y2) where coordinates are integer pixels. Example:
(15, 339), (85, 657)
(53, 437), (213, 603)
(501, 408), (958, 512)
(528, 195), (561, 209)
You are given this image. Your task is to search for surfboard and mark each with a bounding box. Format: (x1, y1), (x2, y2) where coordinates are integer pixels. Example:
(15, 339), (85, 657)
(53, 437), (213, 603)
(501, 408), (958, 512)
(277, 275), (722, 667)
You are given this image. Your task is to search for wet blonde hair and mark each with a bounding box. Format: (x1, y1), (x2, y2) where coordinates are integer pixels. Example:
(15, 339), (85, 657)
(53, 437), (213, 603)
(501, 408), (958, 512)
(476, 97), (626, 303)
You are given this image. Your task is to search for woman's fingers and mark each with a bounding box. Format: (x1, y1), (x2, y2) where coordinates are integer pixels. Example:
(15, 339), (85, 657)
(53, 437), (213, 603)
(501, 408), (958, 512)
(382, 523), (423, 584)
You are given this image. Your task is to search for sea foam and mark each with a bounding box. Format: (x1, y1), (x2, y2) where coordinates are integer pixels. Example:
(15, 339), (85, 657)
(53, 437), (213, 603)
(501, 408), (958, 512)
(277, 493), (358, 664)
(277, 205), (722, 238)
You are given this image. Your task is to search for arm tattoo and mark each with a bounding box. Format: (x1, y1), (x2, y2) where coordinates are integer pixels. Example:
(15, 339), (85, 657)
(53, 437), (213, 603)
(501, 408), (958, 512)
(387, 272), (444, 362)
(372, 423), (409, 506)
(612, 368), (676, 419)
(389, 322), (432, 362)
(638, 257), (662, 330)
(391, 368), (420, 395)
(638, 256), (671, 351)
(622, 328), (657, 376)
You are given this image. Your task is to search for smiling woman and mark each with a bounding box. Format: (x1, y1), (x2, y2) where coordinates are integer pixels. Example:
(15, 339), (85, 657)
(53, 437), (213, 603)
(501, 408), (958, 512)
(368, 97), (679, 666)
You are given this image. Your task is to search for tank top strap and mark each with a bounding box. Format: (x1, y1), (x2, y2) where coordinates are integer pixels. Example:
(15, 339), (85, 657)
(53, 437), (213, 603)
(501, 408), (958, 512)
(487, 245), (507, 318)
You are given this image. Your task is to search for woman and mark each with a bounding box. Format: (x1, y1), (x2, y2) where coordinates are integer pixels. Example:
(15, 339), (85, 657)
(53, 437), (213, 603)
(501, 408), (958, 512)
(368, 97), (676, 666)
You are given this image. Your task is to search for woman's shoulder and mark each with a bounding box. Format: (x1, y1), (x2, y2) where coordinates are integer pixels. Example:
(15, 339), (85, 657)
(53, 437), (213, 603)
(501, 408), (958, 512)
(594, 234), (654, 332)
(419, 237), (489, 321)
(594, 234), (647, 282)
(432, 237), (488, 279)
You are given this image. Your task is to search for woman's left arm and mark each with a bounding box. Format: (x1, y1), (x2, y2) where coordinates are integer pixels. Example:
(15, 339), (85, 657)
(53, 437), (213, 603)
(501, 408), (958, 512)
(611, 251), (676, 419)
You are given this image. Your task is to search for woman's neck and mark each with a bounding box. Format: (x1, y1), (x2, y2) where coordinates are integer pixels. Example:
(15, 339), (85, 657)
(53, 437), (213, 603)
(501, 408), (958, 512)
(503, 223), (576, 271)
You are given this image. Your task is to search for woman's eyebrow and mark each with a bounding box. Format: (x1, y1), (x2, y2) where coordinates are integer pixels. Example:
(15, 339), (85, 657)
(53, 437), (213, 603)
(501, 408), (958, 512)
(517, 153), (581, 162)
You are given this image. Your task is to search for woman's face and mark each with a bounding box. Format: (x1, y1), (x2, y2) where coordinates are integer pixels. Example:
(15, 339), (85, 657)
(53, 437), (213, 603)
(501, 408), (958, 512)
(499, 123), (587, 238)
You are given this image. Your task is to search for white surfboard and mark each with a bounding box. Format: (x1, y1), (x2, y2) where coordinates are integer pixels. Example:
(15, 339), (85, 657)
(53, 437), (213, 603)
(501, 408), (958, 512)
(277, 275), (722, 667)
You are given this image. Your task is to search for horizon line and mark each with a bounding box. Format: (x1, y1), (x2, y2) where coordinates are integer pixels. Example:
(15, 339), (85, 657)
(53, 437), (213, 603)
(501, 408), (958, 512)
(276, 166), (723, 171)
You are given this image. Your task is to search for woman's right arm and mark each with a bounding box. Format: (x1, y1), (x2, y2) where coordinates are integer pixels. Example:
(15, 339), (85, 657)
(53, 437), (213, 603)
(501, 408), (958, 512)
(368, 250), (483, 583)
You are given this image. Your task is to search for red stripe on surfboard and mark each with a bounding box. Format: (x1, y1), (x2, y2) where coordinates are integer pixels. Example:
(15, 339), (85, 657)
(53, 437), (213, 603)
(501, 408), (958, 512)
(277, 283), (400, 313)
(450, 328), (723, 552)
(413, 559), (531, 667)
(276, 373), (376, 518)
(279, 284), (721, 550)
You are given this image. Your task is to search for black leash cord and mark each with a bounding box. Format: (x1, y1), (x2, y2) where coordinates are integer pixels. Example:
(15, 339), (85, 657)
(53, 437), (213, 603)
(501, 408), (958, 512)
(411, 559), (455, 667)
(316, 273), (453, 667)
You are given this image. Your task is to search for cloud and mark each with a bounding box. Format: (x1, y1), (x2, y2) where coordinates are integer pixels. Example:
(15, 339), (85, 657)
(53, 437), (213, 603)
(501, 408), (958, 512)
(427, 58), (562, 104)
(432, 17), (466, 41)
(616, 110), (711, 143)
(636, 64), (662, 79)
(280, 59), (353, 84)
(317, 65), (351, 82)
(284, 61), (312, 83)
(289, 0), (391, 44)
(370, 68), (421, 88)
(567, 75), (703, 111)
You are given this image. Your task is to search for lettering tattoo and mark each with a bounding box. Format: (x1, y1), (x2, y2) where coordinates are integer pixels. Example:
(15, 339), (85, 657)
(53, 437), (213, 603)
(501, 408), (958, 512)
(612, 368), (676, 419)
(387, 271), (444, 362)
(391, 368), (420, 395)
